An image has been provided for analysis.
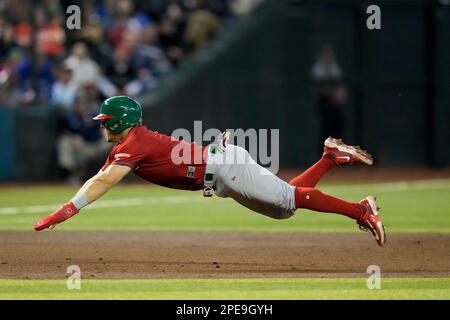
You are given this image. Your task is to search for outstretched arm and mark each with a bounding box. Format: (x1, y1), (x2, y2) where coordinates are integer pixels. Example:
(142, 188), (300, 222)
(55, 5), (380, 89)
(34, 165), (131, 231)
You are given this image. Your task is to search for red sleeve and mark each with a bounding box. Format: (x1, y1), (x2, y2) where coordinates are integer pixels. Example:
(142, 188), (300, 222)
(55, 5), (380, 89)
(103, 141), (147, 170)
(101, 148), (115, 171)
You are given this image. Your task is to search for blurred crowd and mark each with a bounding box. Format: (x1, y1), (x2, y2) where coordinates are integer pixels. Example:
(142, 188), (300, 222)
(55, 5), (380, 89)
(0, 0), (262, 111)
(0, 0), (262, 183)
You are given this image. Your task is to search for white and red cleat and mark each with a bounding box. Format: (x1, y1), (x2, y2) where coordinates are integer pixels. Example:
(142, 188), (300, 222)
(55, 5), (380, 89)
(323, 137), (373, 166)
(358, 196), (386, 246)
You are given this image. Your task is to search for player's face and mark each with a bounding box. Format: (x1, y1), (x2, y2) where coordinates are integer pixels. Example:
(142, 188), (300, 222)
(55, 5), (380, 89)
(101, 125), (121, 143)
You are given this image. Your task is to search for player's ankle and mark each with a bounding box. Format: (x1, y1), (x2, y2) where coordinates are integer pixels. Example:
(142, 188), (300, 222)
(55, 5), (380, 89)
(322, 153), (337, 166)
(356, 203), (366, 221)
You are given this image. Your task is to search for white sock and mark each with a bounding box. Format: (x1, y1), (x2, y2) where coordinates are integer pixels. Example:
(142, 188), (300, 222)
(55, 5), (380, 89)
(71, 192), (89, 210)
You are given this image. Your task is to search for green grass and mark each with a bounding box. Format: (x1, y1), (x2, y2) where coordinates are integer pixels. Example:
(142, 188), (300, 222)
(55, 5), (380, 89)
(1, 179), (450, 232)
(1, 180), (449, 300)
(1, 278), (449, 299)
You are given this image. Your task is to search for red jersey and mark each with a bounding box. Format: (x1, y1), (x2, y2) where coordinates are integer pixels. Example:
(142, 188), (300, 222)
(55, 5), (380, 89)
(102, 126), (207, 190)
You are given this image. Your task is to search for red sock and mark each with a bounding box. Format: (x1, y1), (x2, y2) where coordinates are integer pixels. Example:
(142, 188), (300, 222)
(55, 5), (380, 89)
(289, 157), (334, 188)
(295, 187), (364, 220)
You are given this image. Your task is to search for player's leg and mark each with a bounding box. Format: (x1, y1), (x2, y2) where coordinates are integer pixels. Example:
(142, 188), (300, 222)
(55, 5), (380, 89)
(294, 187), (362, 219)
(289, 137), (373, 188)
(210, 143), (385, 245)
(289, 156), (335, 188)
(293, 185), (386, 246)
(212, 144), (297, 220)
(212, 143), (370, 222)
(290, 138), (384, 245)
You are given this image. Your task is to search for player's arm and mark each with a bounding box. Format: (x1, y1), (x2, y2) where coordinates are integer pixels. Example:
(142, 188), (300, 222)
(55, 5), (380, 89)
(33, 165), (131, 231)
(76, 165), (131, 204)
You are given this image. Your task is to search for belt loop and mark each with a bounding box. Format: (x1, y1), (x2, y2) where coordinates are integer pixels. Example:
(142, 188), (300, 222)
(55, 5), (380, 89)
(203, 144), (217, 197)
(203, 133), (228, 197)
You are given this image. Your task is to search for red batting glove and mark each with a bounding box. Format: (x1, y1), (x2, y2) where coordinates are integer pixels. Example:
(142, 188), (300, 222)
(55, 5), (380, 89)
(34, 202), (79, 231)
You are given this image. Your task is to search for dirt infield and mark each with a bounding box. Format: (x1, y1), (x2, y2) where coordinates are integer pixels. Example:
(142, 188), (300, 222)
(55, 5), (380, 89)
(1, 231), (449, 279)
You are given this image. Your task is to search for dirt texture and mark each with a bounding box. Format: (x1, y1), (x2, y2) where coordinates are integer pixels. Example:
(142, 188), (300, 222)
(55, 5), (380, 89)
(1, 231), (449, 279)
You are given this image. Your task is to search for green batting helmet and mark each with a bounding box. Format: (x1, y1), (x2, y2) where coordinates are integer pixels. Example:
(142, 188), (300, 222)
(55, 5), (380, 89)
(93, 96), (143, 133)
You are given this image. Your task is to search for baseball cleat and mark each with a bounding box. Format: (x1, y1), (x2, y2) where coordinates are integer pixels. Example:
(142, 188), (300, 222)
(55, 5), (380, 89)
(357, 196), (386, 246)
(323, 137), (373, 166)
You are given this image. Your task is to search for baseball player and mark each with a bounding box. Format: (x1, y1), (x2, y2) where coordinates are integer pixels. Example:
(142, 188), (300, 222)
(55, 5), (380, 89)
(34, 96), (386, 246)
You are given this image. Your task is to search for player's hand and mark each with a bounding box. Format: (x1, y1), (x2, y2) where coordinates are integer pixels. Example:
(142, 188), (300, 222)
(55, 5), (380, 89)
(34, 202), (79, 231)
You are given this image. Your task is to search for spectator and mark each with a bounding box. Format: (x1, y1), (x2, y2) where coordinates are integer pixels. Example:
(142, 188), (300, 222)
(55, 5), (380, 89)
(5, 48), (55, 103)
(159, 3), (186, 65)
(311, 45), (343, 83)
(124, 67), (157, 96)
(63, 41), (118, 97)
(184, 9), (221, 52)
(105, 45), (135, 91)
(50, 65), (78, 110)
(57, 95), (111, 184)
(134, 24), (172, 76)
(0, 49), (36, 107)
(0, 16), (15, 58)
(81, 84), (104, 113)
(1, 0), (244, 109)
(231, 0), (263, 17)
(13, 15), (32, 49)
(63, 42), (101, 88)
(311, 45), (348, 146)
(36, 13), (66, 58)
(0, 73), (35, 107)
(79, 6), (104, 49)
(32, 50), (56, 102)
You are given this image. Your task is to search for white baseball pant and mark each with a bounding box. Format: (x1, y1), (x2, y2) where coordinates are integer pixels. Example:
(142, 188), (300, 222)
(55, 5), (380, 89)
(204, 144), (297, 219)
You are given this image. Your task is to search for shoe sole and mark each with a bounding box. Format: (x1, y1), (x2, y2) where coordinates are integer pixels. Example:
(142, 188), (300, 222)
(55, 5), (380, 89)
(325, 137), (373, 166)
(365, 196), (386, 246)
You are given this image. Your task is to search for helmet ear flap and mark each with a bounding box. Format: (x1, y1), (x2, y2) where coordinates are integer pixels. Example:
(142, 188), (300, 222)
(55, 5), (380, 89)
(103, 118), (122, 132)
(111, 120), (122, 130)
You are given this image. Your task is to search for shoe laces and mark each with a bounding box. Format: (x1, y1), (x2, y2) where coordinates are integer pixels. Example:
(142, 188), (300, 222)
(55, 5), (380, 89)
(358, 223), (369, 233)
(357, 205), (374, 234)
